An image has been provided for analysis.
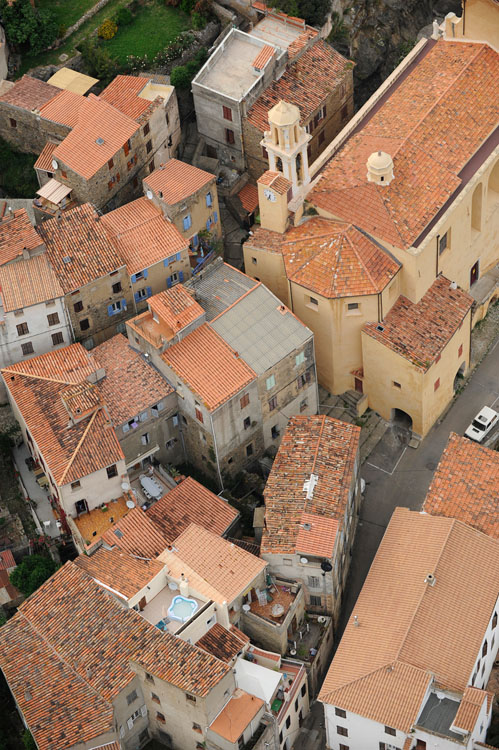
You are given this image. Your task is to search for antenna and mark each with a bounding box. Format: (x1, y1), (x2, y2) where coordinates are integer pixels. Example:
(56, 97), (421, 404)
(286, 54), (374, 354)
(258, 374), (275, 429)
(353, 615), (359, 627)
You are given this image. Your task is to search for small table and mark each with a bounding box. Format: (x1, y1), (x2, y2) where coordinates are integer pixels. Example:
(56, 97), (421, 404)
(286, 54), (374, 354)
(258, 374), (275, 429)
(140, 475), (162, 499)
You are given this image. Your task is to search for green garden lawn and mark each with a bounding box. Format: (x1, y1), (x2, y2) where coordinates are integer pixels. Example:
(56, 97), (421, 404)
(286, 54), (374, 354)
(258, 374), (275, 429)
(36, 0), (97, 32)
(102, 0), (190, 64)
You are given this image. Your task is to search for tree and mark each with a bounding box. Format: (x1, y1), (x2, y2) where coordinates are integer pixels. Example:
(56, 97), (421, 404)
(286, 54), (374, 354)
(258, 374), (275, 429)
(9, 554), (57, 598)
(22, 731), (36, 750)
(0, 0), (57, 54)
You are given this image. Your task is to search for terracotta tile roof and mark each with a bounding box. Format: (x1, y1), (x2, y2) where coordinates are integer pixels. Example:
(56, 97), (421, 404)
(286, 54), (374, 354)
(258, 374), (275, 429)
(74, 547), (163, 600)
(0, 613), (114, 750)
(73, 493), (133, 548)
(252, 44), (275, 70)
(238, 182), (259, 213)
(423, 433), (499, 539)
(102, 506), (168, 558)
(319, 509), (499, 727)
(230, 623), (251, 645)
(53, 94), (139, 179)
(38, 203), (125, 292)
(38, 89), (85, 128)
(0, 209), (43, 265)
(309, 42), (499, 249)
(0, 549), (16, 570)
(363, 276), (473, 371)
(101, 197), (187, 275)
(162, 323), (257, 410)
(99, 75), (151, 120)
(247, 41), (349, 132)
(158, 523), (267, 604)
(196, 623), (247, 662)
(146, 475), (239, 542)
(144, 159), (215, 205)
(0, 75), (59, 111)
(34, 141), (58, 172)
(261, 415), (360, 555)
(209, 689), (264, 742)
(148, 287), (204, 334)
(249, 217), (399, 298)
(288, 27), (317, 59)
(94, 334), (173, 426)
(453, 686), (491, 732)
(0, 254), (63, 312)
(257, 170), (291, 194)
(2, 345), (124, 486)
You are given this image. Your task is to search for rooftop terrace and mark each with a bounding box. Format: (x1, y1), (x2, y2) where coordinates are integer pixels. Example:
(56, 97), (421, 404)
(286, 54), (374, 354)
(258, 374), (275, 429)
(250, 15), (305, 49)
(140, 585), (206, 635)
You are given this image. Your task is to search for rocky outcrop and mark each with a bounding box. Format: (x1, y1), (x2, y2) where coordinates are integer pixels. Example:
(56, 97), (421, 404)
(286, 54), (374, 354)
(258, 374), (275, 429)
(330, 0), (461, 104)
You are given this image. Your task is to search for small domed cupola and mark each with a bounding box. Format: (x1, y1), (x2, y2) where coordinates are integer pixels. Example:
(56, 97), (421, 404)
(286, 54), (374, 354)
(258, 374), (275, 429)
(367, 150), (394, 186)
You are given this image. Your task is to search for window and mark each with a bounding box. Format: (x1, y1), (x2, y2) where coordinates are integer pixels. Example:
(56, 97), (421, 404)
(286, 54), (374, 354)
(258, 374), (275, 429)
(183, 214), (192, 231)
(206, 191), (213, 207)
(135, 287), (151, 301)
(271, 425), (280, 440)
(337, 726), (348, 737)
(251, 257), (257, 265)
(149, 161), (155, 174)
(141, 433), (150, 445)
(297, 371), (311, 389)
(47, 312), (60, 326)
(246, 443), (253, 457)
(385, 727), (396, 736)
(300, 398), (308, 412)
(341, 104), (348, 121)
(318, 129), (325, 145)
(143, 122), (150, 136)
(133, 175), (139, 189)
(308, 575), (320, 588)
(347, 303), (359, 311)
(439, 231), (448, 254)
(308, 296), (318, 307)
(61, 170), (67, 179)
(21, 342), (34, 355)
(458, 343), (463, 358)
(226, 128), (235, 145)
(223, 105), (232, 121)
(124, 140), (131, 156)
(108, 300), (124, 315)
(243, 416), (251, 430)
(146, 140), (152, 154)
(434, 378), (440, 391)
(493, 612), (497, 629)
(301, 684), (307, 697)
(9, 118), (16, 128)
(310, 595), (322, 606)
(482, 640), (488, 657)
(266, 374), (276, 390)
(267, 397), (277, 414)
(74, 300), (83, 313)
(339, 745), (349, 750)
(392, 381), (401, 389)
(16, 322), (29, 336)
(195, 408), (204, 424)
(139, 729), (149, 744)
(145, 672), (154, 683)
(108, 180), (114, 191)
(335, 708), (346, 718)
(295, 351), (305, 366)
(139, 410), (148, 423)
(279, 731), (283, 744)
(283, 558), (292, 566)
(286, 717), (291, 729)
(186, 693), (196, 702)
(51, 332), (64, 346)
(294, 698), (299, 712)
(112, 281), (122, 294)
(240, 393), (249, 409)
(71, 480), (81, 491)
(108, 158), (114, 170)
(192, 723), (202, 733)
(106, 464), (118, 479)
(80, 318), (90, 331)
(156, 712), (166, 723)
(126, 690), (138, 705)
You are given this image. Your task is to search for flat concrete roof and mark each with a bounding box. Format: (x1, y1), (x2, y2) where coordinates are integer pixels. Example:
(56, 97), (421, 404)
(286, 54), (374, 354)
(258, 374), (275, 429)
(194, 30), (271, 100)
(250, 16), (304, 49)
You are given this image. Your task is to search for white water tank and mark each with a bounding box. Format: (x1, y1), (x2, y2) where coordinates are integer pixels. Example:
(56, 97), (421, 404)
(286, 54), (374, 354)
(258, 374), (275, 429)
(179, 578), (189, 597)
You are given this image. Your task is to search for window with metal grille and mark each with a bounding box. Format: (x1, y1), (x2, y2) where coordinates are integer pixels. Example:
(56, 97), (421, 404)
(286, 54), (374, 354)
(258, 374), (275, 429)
(195, 408), (204, 424)
(51, 332), (64, 346)
(226, 129), (235, 144)
(223, 106), (232, 121)
(74, 300), (83, 313)
(21, 342), (34, 356)
(337, 726), (348, 737)
(240, 393), (249, 409)
(80, 318), (90, 331)
(16, 322), (29, 336)
(47, 312), (60, 326)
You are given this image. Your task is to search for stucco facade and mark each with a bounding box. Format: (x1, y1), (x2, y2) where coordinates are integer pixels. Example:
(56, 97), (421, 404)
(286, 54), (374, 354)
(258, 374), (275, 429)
(0, 297), (71, 369)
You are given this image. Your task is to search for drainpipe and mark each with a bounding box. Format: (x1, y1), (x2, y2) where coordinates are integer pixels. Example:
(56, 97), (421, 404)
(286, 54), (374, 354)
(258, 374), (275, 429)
(209, 411), (224, 492)
(311, 336), (319, 412)
(436, 234), (440, 278)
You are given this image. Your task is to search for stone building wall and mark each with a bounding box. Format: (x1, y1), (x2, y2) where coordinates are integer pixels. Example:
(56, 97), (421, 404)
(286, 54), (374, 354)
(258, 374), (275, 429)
(0, 101), (71, 154)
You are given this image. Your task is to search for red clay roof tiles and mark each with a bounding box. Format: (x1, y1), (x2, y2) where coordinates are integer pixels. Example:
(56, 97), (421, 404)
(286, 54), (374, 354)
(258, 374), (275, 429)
(99, 75), (151, 120)
(148, 287), (204, 334)
(34, 141), (58, 172)
(423, 433), (498, 539)
(0, 75), (59, 111)
(38, 89), (85, 128)
(0, 208), (43, 265)
(363, 275), (473, 371)
(0, 253), (64, 312)
(196, 623), (247, 662)
(257, 170), (291, 194)
(102, 506), (168, 558)
(252, 44), (275, 70)
(262, 415), (360, 556)
(238, 183), (259, 213)
(74, 546), (163, 600)
(144, 159), (215, 205)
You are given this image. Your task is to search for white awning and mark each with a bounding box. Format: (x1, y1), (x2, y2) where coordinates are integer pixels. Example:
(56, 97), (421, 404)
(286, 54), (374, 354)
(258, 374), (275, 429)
(36, 178), (72, 204)
(125, 444), (160, 469)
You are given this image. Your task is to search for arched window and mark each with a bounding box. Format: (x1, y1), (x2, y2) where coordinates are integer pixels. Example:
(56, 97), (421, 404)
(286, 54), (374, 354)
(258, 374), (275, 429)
(487, 160), (499, 214)
(471, 183), (482, 232)
(276, 156), (283, 173)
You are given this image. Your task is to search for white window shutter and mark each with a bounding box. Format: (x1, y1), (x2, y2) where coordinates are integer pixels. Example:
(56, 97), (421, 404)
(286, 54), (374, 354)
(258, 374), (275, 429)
(119, 725), (125, 738)
(140, 704), (147, 717)
(127, 718), (133, 730)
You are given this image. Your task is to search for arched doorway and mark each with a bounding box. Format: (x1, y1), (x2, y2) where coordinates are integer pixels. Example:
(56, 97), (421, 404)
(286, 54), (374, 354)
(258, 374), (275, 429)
(391, 408), (413, 431)
(454, 362), (466, 391)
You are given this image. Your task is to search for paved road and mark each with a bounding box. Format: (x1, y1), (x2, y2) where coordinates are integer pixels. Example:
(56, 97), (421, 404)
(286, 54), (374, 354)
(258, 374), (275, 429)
(337, 335), (499, 641)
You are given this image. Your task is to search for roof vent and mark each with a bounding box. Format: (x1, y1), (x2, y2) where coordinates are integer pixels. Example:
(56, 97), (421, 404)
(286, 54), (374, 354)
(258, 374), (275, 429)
(376, 324), (384, 332)
(449, 281), (457, 290)
(303, 473), (318, 500)
(424, 573), (436, 587)
(62, 256), (72, 264)
(301, 522), (312, 531)
(95, 137), (105, 146)
(367, 151), (394, 186)
(24, 688), (32, 701)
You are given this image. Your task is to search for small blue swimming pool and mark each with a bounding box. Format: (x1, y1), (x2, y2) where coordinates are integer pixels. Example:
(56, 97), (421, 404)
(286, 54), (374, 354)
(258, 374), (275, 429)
(168, 595), (198, 622)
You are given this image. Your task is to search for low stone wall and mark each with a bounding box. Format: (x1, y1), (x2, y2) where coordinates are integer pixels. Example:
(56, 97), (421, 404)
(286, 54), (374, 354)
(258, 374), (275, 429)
(58, 0), (114, 44)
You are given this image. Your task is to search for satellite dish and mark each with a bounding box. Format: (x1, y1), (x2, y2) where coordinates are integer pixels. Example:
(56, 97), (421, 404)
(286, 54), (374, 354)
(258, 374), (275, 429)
(146, 190), (153, 200)
(318, 616), (326, 624)
(290, 649), (296, 656)
(321, 561), (333, 572)
(300, 557), (309, 565)
(51, 159), (58, 170)
(121, 482), (130, 491)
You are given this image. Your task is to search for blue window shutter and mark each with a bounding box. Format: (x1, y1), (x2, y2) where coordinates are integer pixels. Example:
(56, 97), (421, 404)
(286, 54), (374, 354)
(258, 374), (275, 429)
(131, 273), (137, 283)
(176, 252), (181, 262)
(163, 257), (170, 267)
(183, 215), (191, 231)
(206, 192), (212, 207)
(192, 234), (198, 248)
(134, 291), (140, 303)
(213, 210), (218, 223)
(146, 286), (152, 297)
(167, 277), (172, 289)
(179, 271), (184, 283)
(107, 304), (114, 316)
(206, 218), (211, 230)
(143, 268), (148, 279)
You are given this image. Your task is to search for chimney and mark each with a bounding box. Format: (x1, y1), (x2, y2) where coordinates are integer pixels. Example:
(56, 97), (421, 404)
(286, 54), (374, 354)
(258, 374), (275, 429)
(366, 151), (394, 186)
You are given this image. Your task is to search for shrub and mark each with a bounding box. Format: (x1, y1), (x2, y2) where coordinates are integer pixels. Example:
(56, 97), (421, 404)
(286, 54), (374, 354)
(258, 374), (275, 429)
(22, 732), (36, 750)
(165, 0), (181, 6)
(98, 18), (118, 40)
(10, 554), (58, 598)
(194, 0), (210, 13)
(114, 6), (133, 26)
(190, 11), (206, 29)
(170, 65), (191, 88)
(180, 0), (196, 13)
(77, 37), (118, 82)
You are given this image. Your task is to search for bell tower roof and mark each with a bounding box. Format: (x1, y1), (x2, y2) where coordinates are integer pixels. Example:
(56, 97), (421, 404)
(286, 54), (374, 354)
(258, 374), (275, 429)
(268, 100), (300, 127)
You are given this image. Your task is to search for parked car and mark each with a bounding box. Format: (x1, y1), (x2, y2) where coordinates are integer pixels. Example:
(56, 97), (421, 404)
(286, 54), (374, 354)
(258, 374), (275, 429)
(464, 406), (499, 442)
